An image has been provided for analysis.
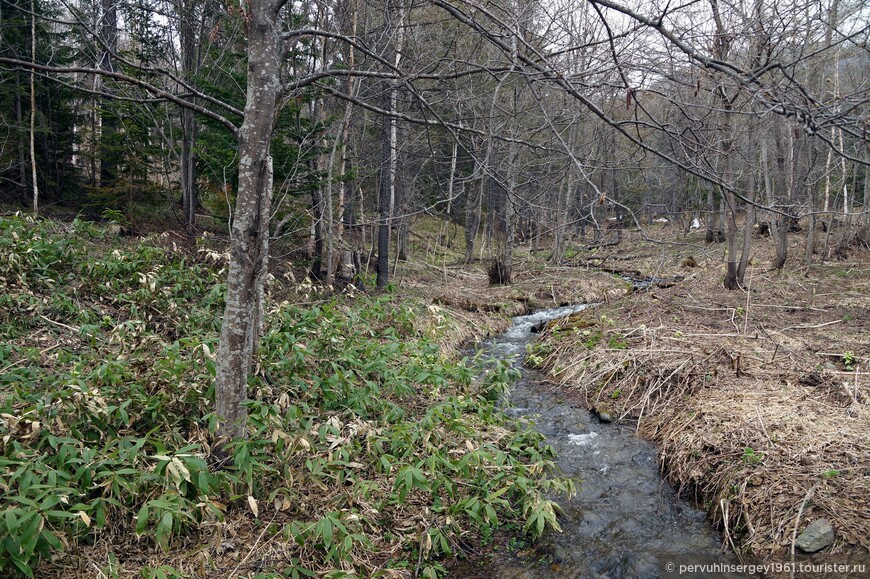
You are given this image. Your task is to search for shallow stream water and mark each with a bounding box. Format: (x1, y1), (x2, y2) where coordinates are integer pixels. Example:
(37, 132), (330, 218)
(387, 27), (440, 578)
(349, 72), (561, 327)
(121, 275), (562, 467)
(462, 305), (741, 578)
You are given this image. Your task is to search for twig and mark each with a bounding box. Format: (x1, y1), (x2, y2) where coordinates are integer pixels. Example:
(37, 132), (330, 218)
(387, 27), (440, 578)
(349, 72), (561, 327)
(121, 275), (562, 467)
(729, 308), (740, 333)
(0, 344), (61, 374)
(753, 304), (831, 312)
(841, 372), (859, 406)
(720, 498), (738, 553)
(682, 304), (733, 312)
(38, 314), (80, 333)
(755, 406), (773, 444)
(229, 512), (278, 578)
(782, 320), (842, 331)
(670, 333), (742, 338)
(742, 267), (752, 335)
(789, 485), (816, 579)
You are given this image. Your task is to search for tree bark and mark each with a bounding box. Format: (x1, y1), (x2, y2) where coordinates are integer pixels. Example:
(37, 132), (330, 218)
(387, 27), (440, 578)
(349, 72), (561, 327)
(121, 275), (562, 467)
(179, 0), (199, 229)
(16, 72), (28, 204)
(551, 175), (572, 263)
(30, 0), (38, 216)
(376, 0), (399, 289)
(376, 89), (392, 288)
(736, 128), (757, 284)
(464, 150), (483, 263)
(99, 0), (118, 187)
(705, 181), (716, 242)
(214, 0), (281, 442)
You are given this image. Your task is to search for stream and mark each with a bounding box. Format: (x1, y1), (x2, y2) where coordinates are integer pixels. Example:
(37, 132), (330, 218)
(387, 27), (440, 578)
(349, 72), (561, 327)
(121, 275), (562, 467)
(460, 305), (742, 578)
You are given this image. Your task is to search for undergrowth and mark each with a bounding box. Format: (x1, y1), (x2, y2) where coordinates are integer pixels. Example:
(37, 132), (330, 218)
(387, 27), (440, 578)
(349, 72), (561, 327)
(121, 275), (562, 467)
(0, 214), (574, 577)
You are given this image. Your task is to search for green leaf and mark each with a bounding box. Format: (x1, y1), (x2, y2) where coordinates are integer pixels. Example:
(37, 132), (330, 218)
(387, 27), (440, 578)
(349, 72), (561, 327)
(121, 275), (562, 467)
(484, 504), (497, 524)
(10, 556), (34, 577)
(135, 504), (149, 535)
(316, 517), (333, 548)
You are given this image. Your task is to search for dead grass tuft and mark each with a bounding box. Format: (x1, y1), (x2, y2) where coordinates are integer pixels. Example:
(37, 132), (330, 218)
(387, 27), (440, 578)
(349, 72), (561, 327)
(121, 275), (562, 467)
(531, 234), (870, 558)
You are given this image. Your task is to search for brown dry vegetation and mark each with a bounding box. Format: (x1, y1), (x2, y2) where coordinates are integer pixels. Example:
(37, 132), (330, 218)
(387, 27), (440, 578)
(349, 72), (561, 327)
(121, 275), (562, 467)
(407, 222), (869, 563)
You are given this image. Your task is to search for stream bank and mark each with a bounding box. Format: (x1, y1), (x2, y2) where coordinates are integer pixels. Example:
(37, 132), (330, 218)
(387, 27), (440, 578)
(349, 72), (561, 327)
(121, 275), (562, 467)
(452, 306), (737, 578)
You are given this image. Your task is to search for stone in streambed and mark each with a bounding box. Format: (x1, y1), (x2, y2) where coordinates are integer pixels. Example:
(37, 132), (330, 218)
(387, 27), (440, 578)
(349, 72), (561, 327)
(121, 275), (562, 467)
(592, 405), (615, 423)
(795, 518), (835, 553)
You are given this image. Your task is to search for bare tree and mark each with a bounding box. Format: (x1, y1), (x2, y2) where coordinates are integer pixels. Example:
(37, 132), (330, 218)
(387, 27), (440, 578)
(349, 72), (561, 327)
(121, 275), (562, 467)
(212, 0), (287, 440)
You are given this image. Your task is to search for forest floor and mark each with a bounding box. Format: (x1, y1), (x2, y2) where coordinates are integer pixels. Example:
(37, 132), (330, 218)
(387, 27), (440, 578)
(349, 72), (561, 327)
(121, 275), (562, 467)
(3, 209), (868, 576)
(396, 220), (870, 569)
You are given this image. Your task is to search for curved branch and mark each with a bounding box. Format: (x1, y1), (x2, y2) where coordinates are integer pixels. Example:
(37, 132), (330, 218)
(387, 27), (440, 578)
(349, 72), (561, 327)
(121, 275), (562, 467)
(0, 57), (239, 136)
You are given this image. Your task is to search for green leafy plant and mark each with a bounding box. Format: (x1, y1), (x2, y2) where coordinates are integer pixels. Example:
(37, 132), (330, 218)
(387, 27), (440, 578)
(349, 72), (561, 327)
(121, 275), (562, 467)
(101, 207), (127, 225)
(842, 351), (855, 371)
(0, 215), (575, 575)
(581, 330), (603, 349)
(742, 447), (764, 465)
(607, 335), (628, 349)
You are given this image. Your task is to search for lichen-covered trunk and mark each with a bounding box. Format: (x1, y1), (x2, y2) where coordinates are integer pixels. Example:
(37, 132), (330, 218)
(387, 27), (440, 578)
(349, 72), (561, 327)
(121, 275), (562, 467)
(214, 0), (281, 441)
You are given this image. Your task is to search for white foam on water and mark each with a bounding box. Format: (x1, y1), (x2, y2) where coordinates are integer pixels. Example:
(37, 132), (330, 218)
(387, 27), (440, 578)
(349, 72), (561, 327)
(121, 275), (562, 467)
(567, 431), (599, 446)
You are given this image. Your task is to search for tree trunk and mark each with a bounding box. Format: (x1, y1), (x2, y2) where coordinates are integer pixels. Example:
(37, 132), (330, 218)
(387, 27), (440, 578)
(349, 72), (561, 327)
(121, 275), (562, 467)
(29, 0), (38, 216)
(376, 88), (392, 288)
(736, 127), (757, 283)
(764, 127), (788, 270)
(214, 0), (281, 442)
(721, 112), (739, 289)
(376, 0), (400, 289)
(864, 153), (870, 218)
(723, 185), (740, 289)
(551, 176), (571, 263)
(705, 180), (716, 242)
(99, 0), (118, 188)
(16, 72), (28, 204)
(179, 0), (199, 229)
(464, 145), (483, 263)
(310, 183), (324, 281)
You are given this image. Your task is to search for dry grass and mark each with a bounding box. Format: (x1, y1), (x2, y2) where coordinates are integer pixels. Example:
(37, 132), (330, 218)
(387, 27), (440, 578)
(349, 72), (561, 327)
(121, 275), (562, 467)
(524, 226), (870, 558)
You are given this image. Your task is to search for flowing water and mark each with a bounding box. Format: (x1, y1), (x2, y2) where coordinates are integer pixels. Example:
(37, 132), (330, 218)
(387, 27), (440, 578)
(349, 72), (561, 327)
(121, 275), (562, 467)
(459, 305), (741, 578)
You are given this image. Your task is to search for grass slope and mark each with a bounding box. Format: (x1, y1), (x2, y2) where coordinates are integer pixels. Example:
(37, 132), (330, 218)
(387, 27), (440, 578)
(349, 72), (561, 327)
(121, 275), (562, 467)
(0, 214), (574, 578)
